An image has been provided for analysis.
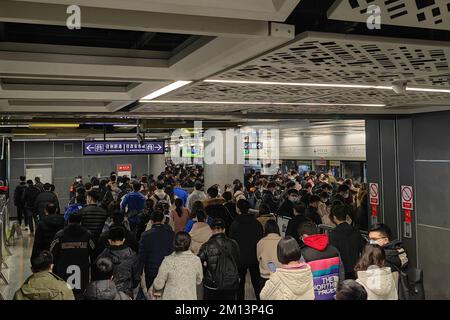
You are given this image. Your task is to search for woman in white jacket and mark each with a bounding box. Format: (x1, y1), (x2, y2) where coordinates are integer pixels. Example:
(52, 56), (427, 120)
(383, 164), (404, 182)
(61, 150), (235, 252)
(355, 244), (398, 300)
(153, 232), (203, 300)
(260, 237), (315, 300)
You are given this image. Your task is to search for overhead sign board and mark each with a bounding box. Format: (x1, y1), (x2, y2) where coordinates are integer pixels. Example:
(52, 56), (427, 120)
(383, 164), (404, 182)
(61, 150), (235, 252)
(244, 142), (263, 149)
(83, 141), (165, 155)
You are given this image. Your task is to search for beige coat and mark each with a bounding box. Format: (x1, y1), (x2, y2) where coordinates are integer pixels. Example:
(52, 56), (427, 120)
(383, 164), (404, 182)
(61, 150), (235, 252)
(256, 233), (282, 279)
(260, 264), (315, 300)
(153, 251), (203, 300)
(356, 266), (398, 300)
(189, 222), (212, 255)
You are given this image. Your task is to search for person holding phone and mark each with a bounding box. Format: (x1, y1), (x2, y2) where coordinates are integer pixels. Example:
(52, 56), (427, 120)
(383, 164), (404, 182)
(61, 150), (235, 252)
(256, 220), (282, 289)
(260, 237), (314, 300)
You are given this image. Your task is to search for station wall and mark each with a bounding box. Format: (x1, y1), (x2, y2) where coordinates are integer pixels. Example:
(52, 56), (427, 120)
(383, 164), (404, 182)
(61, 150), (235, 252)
(280, 133), (366, 160)
(7, 140), (158, 217)
(367, 111), (450, 299)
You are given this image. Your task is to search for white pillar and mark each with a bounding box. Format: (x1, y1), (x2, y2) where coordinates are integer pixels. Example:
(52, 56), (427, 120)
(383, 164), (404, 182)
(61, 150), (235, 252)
(149, 154), (166, 177)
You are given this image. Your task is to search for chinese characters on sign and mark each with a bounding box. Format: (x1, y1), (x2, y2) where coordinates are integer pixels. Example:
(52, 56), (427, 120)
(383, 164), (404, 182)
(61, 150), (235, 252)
(83, 141), (165, 155)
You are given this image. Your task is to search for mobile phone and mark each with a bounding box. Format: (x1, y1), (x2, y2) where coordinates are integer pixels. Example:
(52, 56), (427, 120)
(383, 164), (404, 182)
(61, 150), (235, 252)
(268, 262), (276, 273)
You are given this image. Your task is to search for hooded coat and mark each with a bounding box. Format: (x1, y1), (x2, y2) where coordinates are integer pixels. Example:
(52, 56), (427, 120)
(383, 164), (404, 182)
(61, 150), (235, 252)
(260, 263), (315, 300)
(301, 234), (345, 300)
(189, 222), (212, 255)
(357, 266), (398, 300)
(14, 272), (75, 300)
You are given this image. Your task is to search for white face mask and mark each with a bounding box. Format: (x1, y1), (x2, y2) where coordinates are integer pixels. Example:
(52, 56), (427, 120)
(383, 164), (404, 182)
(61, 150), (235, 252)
(369, 239), (379, 245)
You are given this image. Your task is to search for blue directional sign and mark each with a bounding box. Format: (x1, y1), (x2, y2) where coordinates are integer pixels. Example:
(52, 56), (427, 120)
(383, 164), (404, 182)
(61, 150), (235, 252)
(83, 141), (165, 155)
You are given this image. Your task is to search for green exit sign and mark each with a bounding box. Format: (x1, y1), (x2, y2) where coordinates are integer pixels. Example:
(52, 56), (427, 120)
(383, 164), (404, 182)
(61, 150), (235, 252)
(245, 149), (250, 155)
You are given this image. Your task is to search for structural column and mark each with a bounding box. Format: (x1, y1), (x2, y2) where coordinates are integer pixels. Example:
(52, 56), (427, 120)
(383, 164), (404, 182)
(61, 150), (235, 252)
(149, 154), (166, 178)
(203, 130), (244, 190)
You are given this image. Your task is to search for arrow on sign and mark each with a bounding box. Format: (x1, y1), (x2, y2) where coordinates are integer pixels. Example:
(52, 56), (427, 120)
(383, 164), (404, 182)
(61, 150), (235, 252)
(155, 144), (162, 151)
(86, 145), (94, 151)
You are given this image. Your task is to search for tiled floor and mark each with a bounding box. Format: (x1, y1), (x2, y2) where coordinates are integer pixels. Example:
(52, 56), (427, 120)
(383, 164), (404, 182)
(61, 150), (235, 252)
(1, 230), (33, 300)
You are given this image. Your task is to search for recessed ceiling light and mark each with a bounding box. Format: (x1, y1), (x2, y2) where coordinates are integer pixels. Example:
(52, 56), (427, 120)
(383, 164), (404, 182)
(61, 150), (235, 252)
(141, 81), (192, 100)
(204, 79), (392, 90)
(139, 100), (386, 107)
(406, 87), (450, 94)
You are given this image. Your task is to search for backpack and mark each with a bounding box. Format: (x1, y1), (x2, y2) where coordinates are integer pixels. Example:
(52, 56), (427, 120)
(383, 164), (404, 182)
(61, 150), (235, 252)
(153, 194), (170, 212)
(215, 242), (239, 291)
(392, 265), (425, 300)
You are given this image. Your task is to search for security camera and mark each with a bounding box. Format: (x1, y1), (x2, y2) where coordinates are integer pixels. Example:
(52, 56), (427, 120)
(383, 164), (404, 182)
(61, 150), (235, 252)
(392, 80), (407, 95)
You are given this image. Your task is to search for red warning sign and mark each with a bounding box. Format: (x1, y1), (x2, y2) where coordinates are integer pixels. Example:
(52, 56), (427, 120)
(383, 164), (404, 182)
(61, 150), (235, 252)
(369, 183), (379, 205)
(371, 204), (378, 217)
(401, 185), (413, 210)
(404, 210), (412, 224)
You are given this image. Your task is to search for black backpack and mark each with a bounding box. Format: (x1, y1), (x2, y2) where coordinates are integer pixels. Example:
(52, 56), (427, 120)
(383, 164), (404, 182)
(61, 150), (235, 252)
(215, 242), (239, 291)
(393, 265), (425, 300)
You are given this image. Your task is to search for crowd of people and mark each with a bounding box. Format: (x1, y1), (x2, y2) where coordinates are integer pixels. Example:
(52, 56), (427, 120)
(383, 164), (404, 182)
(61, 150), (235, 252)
(11, 164), (413, 300)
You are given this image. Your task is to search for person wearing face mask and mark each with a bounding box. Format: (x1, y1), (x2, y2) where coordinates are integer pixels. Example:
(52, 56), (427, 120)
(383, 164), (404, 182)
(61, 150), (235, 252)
(368, 223), (408, 272)
(276, 189), (299, 219)
(300, 182), (314, 207)
(305, 195), (322, 226)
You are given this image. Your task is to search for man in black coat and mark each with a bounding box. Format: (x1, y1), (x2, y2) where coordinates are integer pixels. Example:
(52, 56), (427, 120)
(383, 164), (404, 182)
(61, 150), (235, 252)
(198, 218), (240, 300)
(79, 190), (108, 243)
(276, 189), (299, 218)
(137, 210), (174, 289)
(305, 195), (322, 226)
(96, 211), (139, 257)
(261, 182), (279, 213)
(329, 205), (365, 279)
(13, 176), (28, 227)
(22, 180), (41, 233)
(285, 204), (310, 245)
(95, 227), (139, 298)
(31, 203), (65, 259)
(229, 199), (263, 300)
(368, 223), (409, 272)
(34, 183), (60, 219)
(50, 213), (96, 300)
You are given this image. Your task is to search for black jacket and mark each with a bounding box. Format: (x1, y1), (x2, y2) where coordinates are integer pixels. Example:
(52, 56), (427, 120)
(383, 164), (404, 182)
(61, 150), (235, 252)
(384, 240), (409, 271)
(198, 233), (240, 289)
(96, 245), (139, 297)
(137, 223), (174, 287)
(223, 202), (237, 220)
(50, 223), (96, 298)
(329, 222), (365, 279)
(285, 214), (311, 245)
(261, 190), (278, 213)
(14, 182), (27, 207)
(276, 199), (294, 218)
(31, 214), (65, 259)
(229, 213), (263, 266)
(205, 203), (233, 232)
(96, 223), (139, 256)
(34, 191), (60, 218)
(305, 206), (322, 226)
(22, 185), (41, 209)
(79, 205), (108, 242)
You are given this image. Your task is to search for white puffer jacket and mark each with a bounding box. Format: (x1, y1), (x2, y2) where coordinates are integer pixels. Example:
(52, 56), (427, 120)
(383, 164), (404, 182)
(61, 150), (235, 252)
(260, 264), (315, 300)
(356, 266), (398, 300)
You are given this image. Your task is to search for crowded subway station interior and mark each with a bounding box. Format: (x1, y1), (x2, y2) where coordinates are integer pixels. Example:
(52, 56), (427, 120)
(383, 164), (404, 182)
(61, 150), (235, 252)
(0, 0), (449, 311)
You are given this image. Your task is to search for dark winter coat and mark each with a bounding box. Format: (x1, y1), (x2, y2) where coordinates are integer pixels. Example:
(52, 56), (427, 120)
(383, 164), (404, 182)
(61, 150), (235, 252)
(198, 233), (240, 289)
(79, 204), (108, 242)
(229, 213), (263, 266)
(34, 191), (60, 218)
(32, 214), (65, 259)
(84, 280), (130, 300)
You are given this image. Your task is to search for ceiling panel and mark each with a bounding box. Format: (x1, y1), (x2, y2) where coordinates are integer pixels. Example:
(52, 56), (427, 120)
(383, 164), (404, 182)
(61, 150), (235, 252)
(328, 0), (450, 31)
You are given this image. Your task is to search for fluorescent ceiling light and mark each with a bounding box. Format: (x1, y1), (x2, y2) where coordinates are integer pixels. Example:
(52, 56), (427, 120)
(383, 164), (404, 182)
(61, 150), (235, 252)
(204, 79), (392, 90)
(14, 133), (47, 136)
(406, 87), (450, 93)
(0, 124), (29, 128)
(205, 79), (450, 94)
(141, 81), (192, 100)
(29, 123), (79, 128)
(113, 124), (137, 128)
(140, 100), (385, 107)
